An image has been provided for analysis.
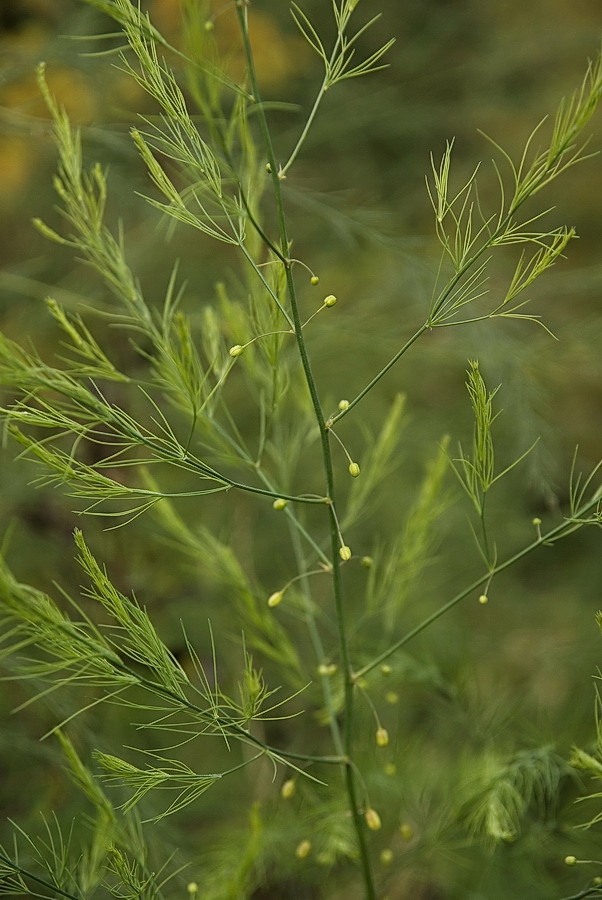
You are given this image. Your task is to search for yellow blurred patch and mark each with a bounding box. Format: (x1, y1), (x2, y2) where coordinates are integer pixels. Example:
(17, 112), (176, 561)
(148, 0), (310, 91)
(0, 135), (36, 207)
(0, 67), (97, 125)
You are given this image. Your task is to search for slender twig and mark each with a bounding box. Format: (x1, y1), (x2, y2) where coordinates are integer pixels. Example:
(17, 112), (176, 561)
(354, 489), (602, 679)
(560, 887), (602, 900)
(0, 850), (82, 900)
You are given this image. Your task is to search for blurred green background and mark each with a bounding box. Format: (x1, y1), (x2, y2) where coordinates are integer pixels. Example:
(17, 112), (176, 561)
(0, 1), (601, 898)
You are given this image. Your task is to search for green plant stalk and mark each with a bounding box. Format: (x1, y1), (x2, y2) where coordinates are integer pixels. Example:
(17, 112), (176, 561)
(355, 488), (602, 679)
(0, 850), (82, 900)
(328, 324), (428, 426)
(560, 887), (602, 900)
(235, 6), (376, 896)
(280, 77), (328, 177)
(288, 520), (345, 758)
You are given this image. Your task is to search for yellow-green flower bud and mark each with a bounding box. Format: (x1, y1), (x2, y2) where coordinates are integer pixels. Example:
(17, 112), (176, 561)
(339, 545), (352, 561)
(267, 590), (284, 608)
(365, 808), (382, 831)
(361, 556), (374, 569)
(478, 594), (488, 605)
(295, 839), (312, 859)
(273, 498), (288, 511)
(187, 884), (198, 896)
(532, 517), (542, 527)
(310, 275), (320, 285)
(348, 461), (361, 477)
(281, 779), (296, 799)
(376, 727), (389, 747)
(380, 664), (392, 675)
(386, 691), (399, 705)
(384, 763), (397, 776)
(338, 399), (350, 411)
(265, 163), (272, 173)
(229, 344), (244, 357)
(380, 849), (394, 866)
(318, 663), (338, 676)
(399, 823), (413, 841)
(203, 19), (214, 31)
(323, 294), (337, 307)
(564, 855), (577, 866)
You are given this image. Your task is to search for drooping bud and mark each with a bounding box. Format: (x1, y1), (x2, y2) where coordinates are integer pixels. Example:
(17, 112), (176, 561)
(310, 275), (320, 285)
(295, 839), (312, 859)
(281, 779), (296, 799)
(399, 823), (414, 841)
(348, 461), (361, 478)
(376, 727), (389, 748)
(267, 591), (284, 608)
(229, 344), (244, 357)
(323, 294), (337, 307)
(272, 498), (288, 511)
(339, 545), (352, 561)
(365, 808), (382, 831)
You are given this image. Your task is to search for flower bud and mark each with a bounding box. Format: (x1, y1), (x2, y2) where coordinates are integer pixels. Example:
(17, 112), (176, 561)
(229, 344), (244, 357)
(267, 590), (284, 608)
(339, 545), (352, 561)
(380, 664), (392, 675)
(478, 594), (488, 605)
(187, 885), (198, 896)
(338, 399), (350, 411)
(281, 779), (296, 799)
(295, 839), (312, 859)
(532, 517), (542, 527)
(318, 663), (338, 676)
(386, 691), (398, 705)
(348, 461), (361, 478)
(384, 763), (397, 776)
(310, 275), (320, 285)
(380, 849), (393, 866)
(399, 823), (413, 841)
(323, 294), (337, 307)
(365, 808), (382, 831)
(361, 556), (374, 569)
(564, 855), (577, 866)
(376, 727), (389, 747)
(272, 498), (288, 511)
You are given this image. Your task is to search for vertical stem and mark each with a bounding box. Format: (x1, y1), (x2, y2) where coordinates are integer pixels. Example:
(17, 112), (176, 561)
(235, 6), (377, 897)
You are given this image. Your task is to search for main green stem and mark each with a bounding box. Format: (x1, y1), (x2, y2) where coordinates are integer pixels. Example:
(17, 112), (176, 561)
(235, 6), (377, 897)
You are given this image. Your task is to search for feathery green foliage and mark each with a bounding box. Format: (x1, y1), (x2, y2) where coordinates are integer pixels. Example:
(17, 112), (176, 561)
(0, 2), (601, 898)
